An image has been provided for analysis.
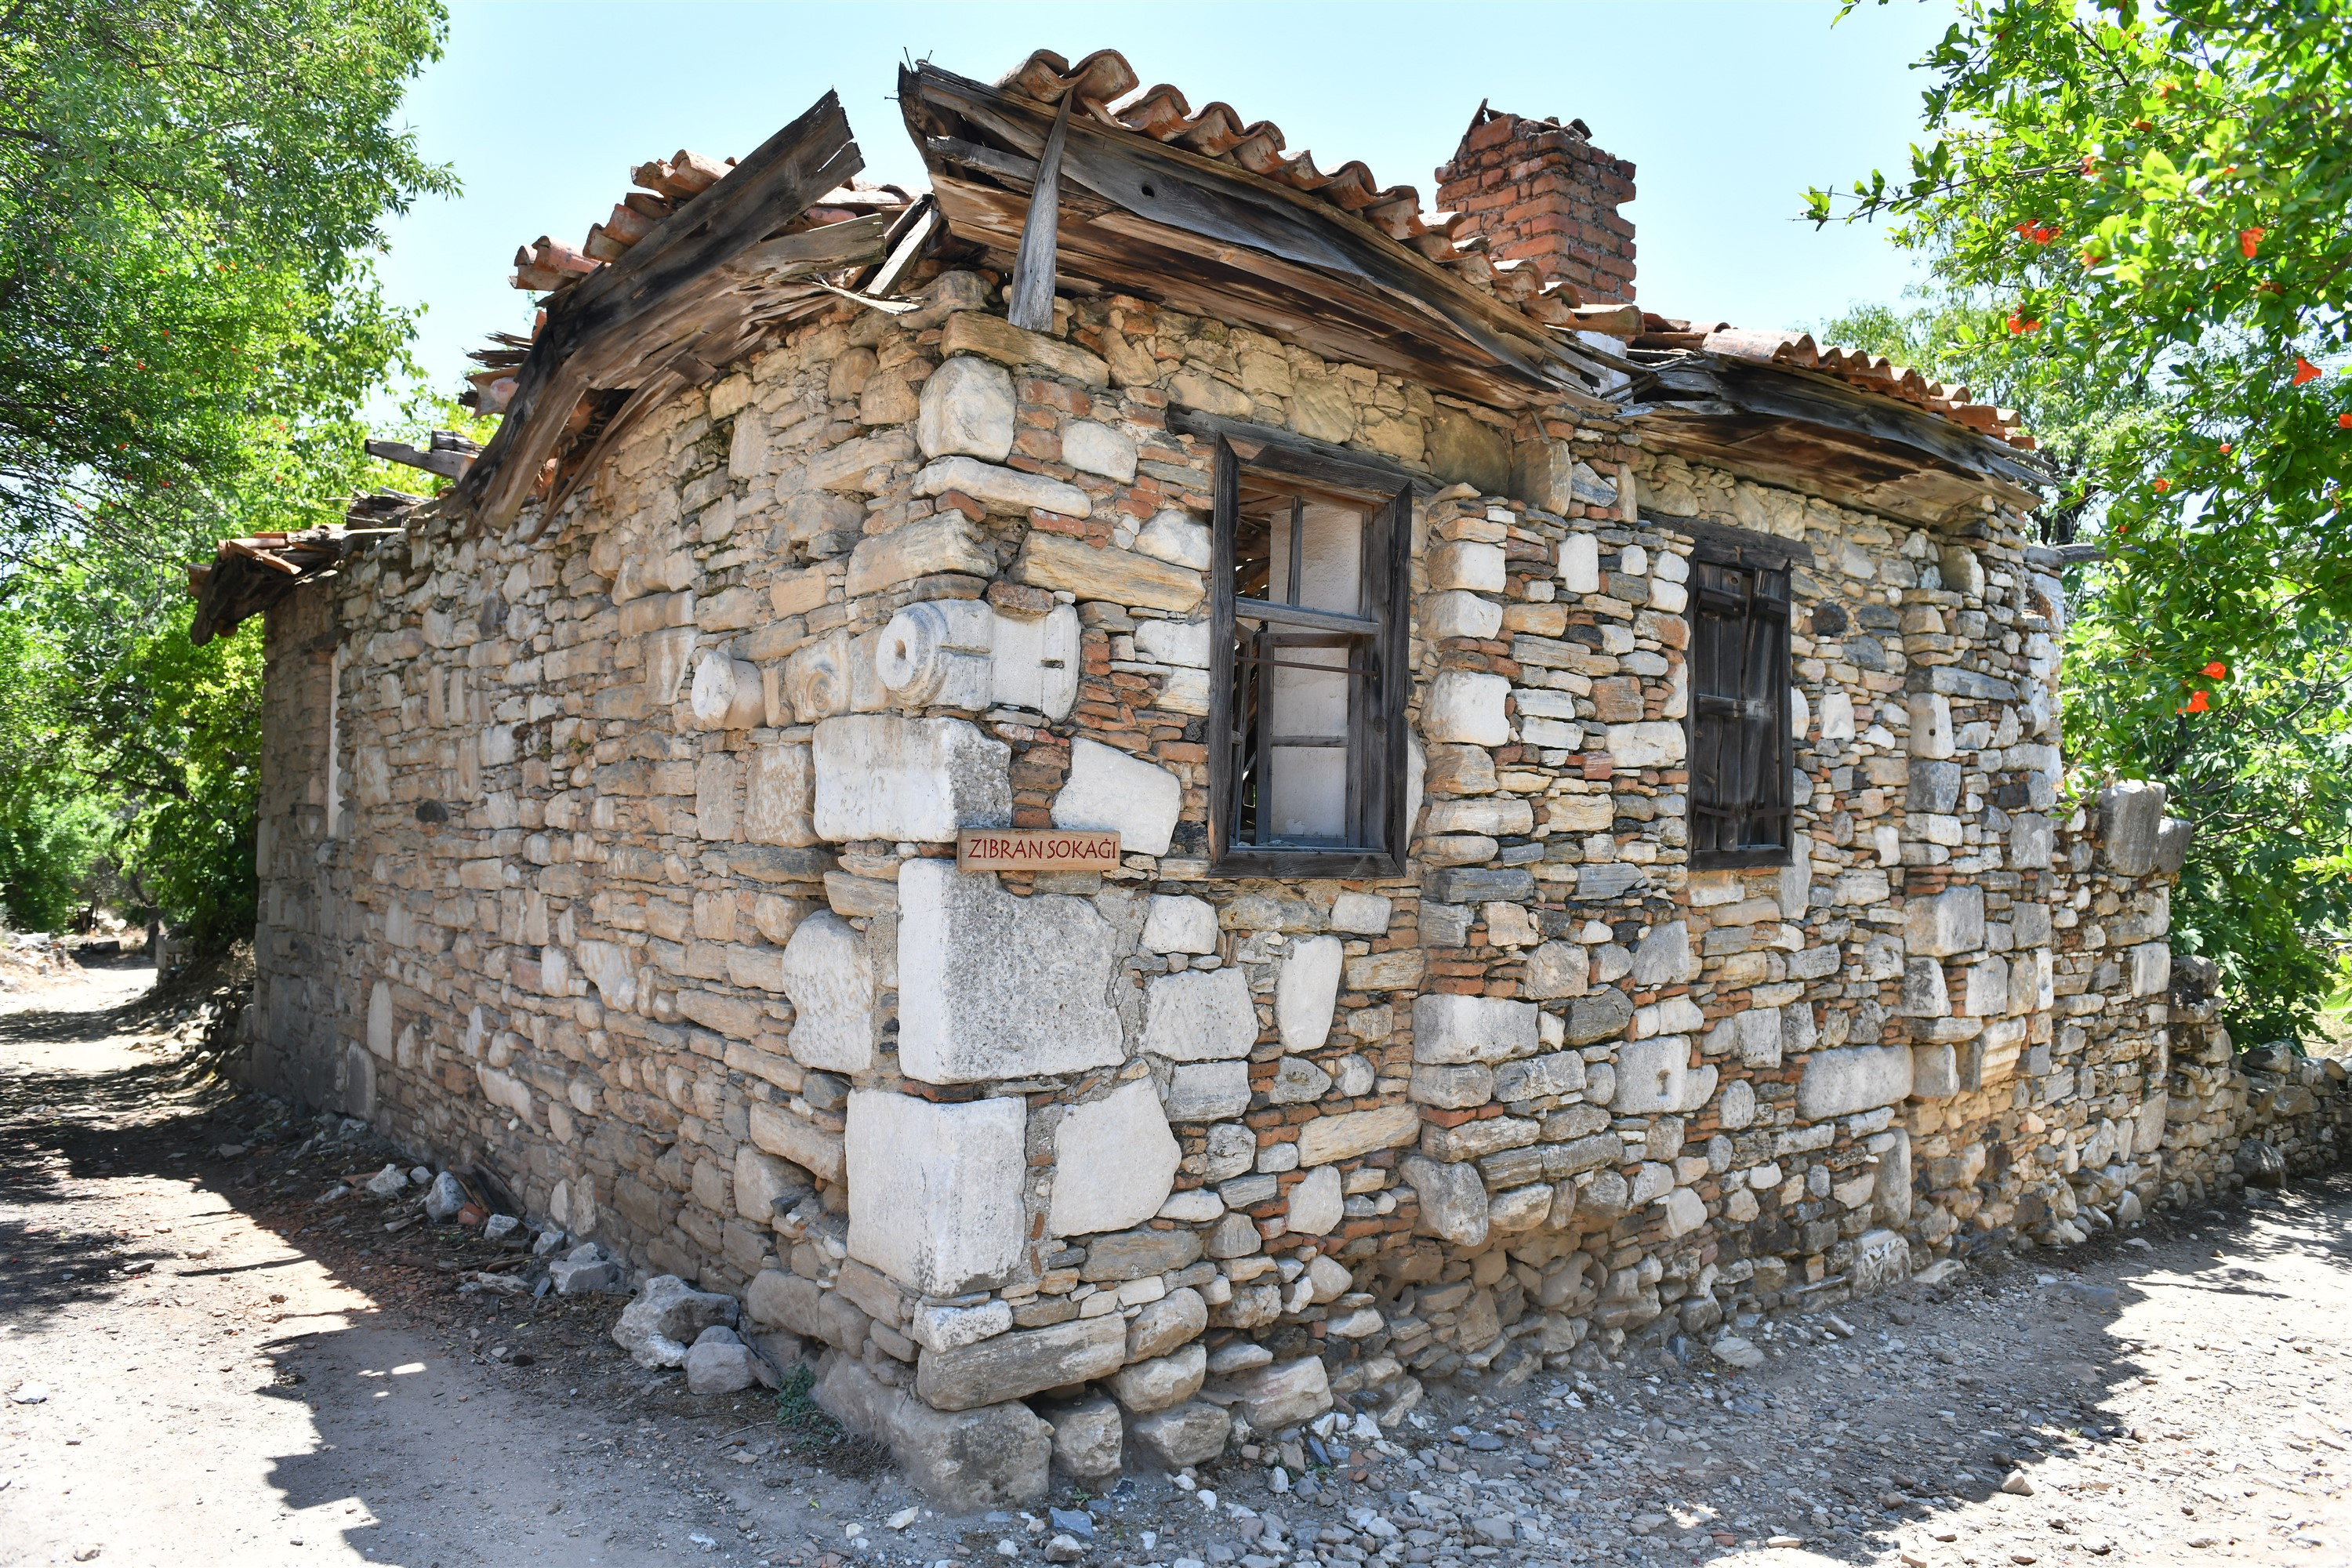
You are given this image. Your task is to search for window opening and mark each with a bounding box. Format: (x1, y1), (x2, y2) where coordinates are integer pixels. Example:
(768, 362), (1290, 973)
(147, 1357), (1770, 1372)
(1210, 439), (1409, 875)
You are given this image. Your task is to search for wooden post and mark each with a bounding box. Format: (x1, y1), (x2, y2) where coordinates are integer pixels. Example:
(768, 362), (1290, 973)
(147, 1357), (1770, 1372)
(1007, 92), (1073, 332)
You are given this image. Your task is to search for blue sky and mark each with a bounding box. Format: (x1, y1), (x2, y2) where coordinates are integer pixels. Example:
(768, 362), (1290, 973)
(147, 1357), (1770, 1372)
(376, 1), (1959, 406)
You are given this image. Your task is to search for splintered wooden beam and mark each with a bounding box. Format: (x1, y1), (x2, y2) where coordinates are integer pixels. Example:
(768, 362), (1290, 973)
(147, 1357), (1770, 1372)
(1618, 354), (2049, 524)
(365, 438), (473, 479)
(456, 89), (873, 532)
(928, 170), (1560, 409)
(1006, 91), (1072, 332)
(858, 194), (939, 299)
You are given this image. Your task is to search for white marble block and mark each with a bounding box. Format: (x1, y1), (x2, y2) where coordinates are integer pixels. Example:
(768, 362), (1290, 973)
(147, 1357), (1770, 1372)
(778, 911), (873, 1073)
(916, 354), (1015, 463)
(845, 1089), (1027, 1296)
(1905, 884), (1984, 958)
(1818, 689), (1856, 742)
(1163, 1060), (1250, 1120)
(1142, 895), (1219, 955)
(1141, 967), (1258, 1061)
(691, 652), (764, 730)
(811, 715), (1011, 843)
(1276, 935), (1343, 1053)
(1422, 590), (1503, 642)
(1907, 692), (1955, 758)
(897, 858), (1123, 1083)
(1285, 1165), (1344, 1237)
(1051, 737), (1183, 857)
(990, 605), (1080, 718)
(914, 456), (1091, 520)
(1613, 1036), (1716, 1114)
(1133, 617), (1210, 670)
(1421, 671), (1511, 746)
(1559, 532), (1600, 593)
(1062, 420), (1138, 482)
(1133, 510), (1211, 571)
(1049, 1080), (1180, 1236)
(742, 742), (817, 847)
(873, 600), (1082, 721)
(1795, 1045), (1915, 1121)
(876, 598), (996, 711)
(1410, 993), (1537, 1065)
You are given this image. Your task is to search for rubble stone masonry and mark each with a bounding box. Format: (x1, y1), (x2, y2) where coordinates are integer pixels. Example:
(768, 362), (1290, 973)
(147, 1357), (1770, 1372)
(245, 262), (2347, 1506)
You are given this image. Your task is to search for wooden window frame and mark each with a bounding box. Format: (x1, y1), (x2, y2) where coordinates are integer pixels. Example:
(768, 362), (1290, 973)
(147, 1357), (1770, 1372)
(1684, 532), (1795, 871)
(1208, 436), (1412, 878)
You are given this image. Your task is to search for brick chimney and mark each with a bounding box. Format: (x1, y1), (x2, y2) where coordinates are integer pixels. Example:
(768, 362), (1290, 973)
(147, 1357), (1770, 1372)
(1435, 102), (1636, 305)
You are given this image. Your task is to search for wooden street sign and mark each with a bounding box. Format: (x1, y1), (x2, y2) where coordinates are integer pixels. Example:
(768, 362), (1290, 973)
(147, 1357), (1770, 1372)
(956, 828), (1120, 872)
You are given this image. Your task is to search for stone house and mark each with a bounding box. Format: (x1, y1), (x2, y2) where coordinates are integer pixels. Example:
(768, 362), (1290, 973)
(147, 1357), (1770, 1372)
(193, 48), (2317, 1507)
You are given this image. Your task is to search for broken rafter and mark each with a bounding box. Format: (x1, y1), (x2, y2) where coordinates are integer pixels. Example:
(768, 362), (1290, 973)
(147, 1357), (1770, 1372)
(452, 90), (887, 535)
(365, 430), (481, 481)
(187, 501), (422, 645)
(1006, 90), (1073, 332)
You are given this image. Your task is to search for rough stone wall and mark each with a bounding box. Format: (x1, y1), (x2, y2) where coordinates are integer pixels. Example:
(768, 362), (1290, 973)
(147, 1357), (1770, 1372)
(248, 585), (354, 1116)
(239, 268), (2339, 1507)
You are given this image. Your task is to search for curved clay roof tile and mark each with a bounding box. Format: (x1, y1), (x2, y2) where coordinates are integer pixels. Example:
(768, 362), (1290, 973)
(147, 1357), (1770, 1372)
(1315, 161), (1385, 209)
(1000, 48), (1139, 114)
(978, 48), (1590, 328)
(1225, 122), (1290, 175)
(1174, 101), (1250, 157)
(1116, 82), (1194, 140)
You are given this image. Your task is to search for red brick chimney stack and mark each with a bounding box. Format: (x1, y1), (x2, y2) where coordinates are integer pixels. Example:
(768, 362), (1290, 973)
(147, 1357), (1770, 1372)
(1435, 101), (1636, 306)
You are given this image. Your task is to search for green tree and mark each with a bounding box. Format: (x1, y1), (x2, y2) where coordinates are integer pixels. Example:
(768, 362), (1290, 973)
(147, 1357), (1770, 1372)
(1814, 0), (2352, 741)
(1816, 1), (2352, 1040)
(1819, 292), (2352, 1043)
(0, 0), (454, 942)
(0, 604), (115, 931)
(0, 0), (454, 563)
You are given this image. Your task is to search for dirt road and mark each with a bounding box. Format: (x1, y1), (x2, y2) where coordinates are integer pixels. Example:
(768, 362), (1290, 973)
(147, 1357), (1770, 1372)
(2, 964), (2347, 1568)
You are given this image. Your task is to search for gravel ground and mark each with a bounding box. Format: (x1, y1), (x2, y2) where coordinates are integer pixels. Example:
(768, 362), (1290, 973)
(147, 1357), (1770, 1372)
(2, 963), (2347, 1568)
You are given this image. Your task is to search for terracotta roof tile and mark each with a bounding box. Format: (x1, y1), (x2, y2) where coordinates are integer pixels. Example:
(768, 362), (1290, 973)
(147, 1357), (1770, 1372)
(510, 160), (911, 294)
(996, 48), (1589, 328)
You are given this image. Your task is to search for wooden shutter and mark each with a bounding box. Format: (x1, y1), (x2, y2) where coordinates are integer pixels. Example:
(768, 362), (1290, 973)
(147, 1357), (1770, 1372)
(1689, 558), (1791, 867)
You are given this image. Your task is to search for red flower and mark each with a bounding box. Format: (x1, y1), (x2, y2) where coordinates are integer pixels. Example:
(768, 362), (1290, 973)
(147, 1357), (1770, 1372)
(2153, 477), (2172, 492)
(2183, 690), (2211, 713)
(2339, 413), (2352, 429)
(2030, 225), (2055, 245)
(2294, 357), (2323, 385)
(2007, 314), (2043, 335)
(2240, 227), (2265, 257)
(2219, 442), (2234, 455)
(2203, 661), (2227, 679)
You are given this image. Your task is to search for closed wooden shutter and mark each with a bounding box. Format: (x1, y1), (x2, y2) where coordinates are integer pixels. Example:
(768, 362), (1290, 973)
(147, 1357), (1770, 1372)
(1690, 557), (1791, 866)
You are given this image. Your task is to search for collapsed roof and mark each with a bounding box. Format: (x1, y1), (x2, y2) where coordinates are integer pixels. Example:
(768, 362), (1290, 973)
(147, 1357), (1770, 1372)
(902, 49), (1628, 412)
(187, 493), (419, 645)
(447, 92), (918, 533)
(1619, 319), (2048, 527)
(193, 46), (2059, 637)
